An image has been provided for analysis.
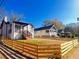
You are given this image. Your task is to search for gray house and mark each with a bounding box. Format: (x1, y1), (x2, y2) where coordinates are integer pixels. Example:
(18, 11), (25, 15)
(0, 18), (10, 37)
(0, 16), (34, 39)
(34, 25), (58, 37)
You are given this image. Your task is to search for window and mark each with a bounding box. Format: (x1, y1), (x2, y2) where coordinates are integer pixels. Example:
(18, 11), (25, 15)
(50, 30), (53, 32)
(53, 27), (56, 30)
(46, 30), (49, 33)
(15, 25), (21, 29)
(15, 25), (21, 32)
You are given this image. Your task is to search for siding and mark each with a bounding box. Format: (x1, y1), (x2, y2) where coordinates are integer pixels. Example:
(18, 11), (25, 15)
(35, 29), (58, 37)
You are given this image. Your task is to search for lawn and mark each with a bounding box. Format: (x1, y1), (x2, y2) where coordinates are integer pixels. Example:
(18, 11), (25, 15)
(3, 38), (78, 59)
(17, 38), (66, 45)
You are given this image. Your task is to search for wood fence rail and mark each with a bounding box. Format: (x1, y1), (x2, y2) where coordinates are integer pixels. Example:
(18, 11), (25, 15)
(2, 38), (78, 59)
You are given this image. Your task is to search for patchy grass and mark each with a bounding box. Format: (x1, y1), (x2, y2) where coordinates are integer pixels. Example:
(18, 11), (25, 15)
(17, 38), (66, 45)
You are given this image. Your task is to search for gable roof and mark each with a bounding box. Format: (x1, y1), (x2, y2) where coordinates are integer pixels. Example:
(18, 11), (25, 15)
(34, 25), (55, 31)
(13, 21), (28, 25)
(0, 20), (33, 29)
(0, 19), (10, 28)
(13, 21), (33, 27)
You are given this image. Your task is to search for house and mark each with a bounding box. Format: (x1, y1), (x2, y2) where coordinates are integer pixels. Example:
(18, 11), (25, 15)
(0, 17), (10, 37)
(57, 29), (74, 38)
(34, 25), (58, 37)
(0, 27), (1, 36)
(57, 29), (64, 36)
(0, 16), (34, 39)
(11, 21), (34, 39)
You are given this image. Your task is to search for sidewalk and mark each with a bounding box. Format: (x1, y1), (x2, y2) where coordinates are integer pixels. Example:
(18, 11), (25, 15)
(63, 44), (79, 59)
(0, 53), (6, 59)
(68, 46), (79, 59)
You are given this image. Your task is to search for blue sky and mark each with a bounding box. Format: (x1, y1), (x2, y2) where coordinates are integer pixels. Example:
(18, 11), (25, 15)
(2, 0), (79, 28)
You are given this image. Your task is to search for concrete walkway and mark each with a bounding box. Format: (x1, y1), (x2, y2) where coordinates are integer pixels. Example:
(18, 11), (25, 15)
(68, 46), (79, 59)
(0, 53), (6, 59)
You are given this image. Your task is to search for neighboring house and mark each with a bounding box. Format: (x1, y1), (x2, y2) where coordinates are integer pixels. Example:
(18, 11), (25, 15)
(57, 29), (64, 36)
(34, 25), (58, 37)
(0, 16), (34, 39)
(57, 29), (74, 38)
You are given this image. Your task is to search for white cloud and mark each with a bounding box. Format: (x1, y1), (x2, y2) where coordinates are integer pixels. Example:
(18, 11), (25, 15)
(72, 0), (79, 13)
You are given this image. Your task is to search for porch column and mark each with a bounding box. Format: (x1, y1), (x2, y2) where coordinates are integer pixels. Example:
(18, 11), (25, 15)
(12, 23), (15, 39)
(21, 25), (23, 39)
(49, 30), (51, 37)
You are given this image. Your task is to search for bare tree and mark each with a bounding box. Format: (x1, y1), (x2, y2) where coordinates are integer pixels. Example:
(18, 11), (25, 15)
(43, 19), (64, 29)
(10, 11), (24, 22)
(43, 19), (52, 26)
(52, 19), (64, 29)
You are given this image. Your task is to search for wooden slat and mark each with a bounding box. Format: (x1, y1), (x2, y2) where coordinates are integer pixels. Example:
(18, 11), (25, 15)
(3, 39), (78, 59)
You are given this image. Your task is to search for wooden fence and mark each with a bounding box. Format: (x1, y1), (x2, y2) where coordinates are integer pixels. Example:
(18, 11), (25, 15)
(2, 38), (78, 59)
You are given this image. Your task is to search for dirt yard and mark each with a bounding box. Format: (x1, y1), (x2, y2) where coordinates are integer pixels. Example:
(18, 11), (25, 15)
(0, 53), (6, 59)
(68, 45), (79, 59)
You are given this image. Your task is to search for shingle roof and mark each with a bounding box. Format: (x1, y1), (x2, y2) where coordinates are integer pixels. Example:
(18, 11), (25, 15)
(13, 21), (33, 27)
(34, 25), (54, 31)
(0, 19), (10, 28)
(13, 21), (28, 25)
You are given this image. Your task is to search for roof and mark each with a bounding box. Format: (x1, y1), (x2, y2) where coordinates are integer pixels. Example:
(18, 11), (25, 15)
(0, 19), (10, 28)
(0, 20), (33, 29)
(34, 25), (54, 31)
(58, 29), (64, 33)
(13, 21), (33, 27)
